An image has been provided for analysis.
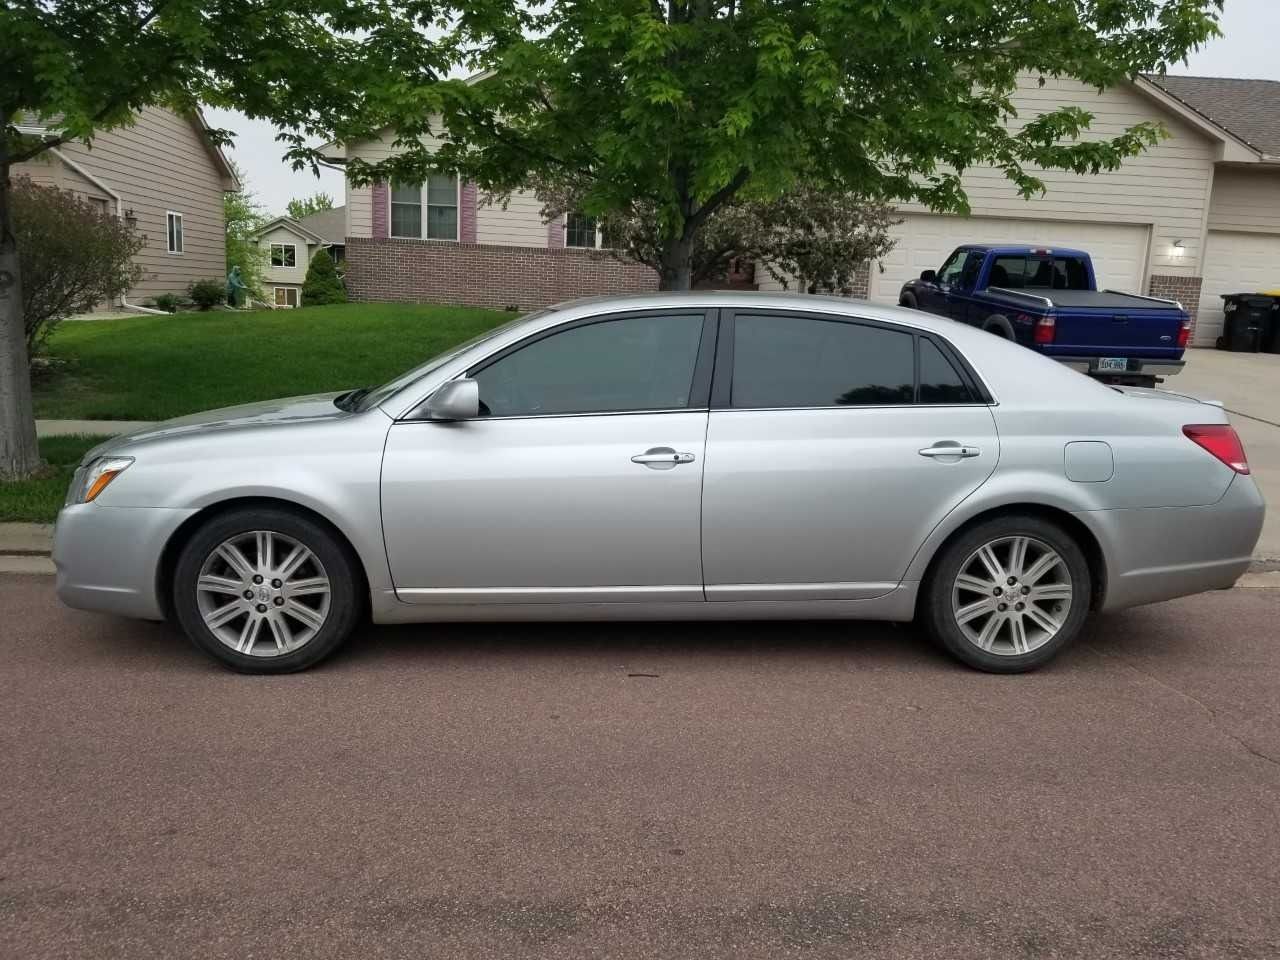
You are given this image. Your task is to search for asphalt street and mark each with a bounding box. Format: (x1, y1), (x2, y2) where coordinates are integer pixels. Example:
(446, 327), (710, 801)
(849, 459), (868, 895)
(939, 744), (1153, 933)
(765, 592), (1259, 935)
(3, 574), (1279, 959)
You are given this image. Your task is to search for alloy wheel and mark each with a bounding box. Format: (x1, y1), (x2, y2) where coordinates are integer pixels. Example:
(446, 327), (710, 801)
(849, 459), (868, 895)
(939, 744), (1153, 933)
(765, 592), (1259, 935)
(195, 530), (332, 657)
(951, 535), (1073, 657)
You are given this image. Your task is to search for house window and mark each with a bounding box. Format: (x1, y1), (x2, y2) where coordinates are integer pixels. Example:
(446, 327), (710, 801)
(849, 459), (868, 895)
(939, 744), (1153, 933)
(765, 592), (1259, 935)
(391, 182), (421, 238)
(391, 175), (459, 240)
(274, 287), (299, 308)
(166, 212), (183, 254)
(566, 213), (597, 248)
(271, 243), (297, 267)
(565, 213), (617, 249)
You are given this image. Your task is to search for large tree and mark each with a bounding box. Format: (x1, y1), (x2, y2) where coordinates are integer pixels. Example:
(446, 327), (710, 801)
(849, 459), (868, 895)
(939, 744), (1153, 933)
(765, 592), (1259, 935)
(318, 1), (1220, 293)
(0, 0), (447, 478)
(286, 192), (337, 221)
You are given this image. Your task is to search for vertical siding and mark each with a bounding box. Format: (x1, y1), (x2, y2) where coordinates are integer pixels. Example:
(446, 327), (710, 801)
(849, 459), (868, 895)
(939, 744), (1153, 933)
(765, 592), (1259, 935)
(1207, 167), (1280, 233)
(15, 107), (231, 301)
(895, 76), (1216, 280)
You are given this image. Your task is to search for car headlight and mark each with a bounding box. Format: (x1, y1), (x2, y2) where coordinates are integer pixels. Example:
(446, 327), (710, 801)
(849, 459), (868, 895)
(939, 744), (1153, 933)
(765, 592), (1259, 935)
(69, 456), (134, 504)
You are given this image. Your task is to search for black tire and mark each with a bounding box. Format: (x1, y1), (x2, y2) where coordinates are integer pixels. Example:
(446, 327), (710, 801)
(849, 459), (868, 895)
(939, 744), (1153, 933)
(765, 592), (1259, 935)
(899, 292), (918, 309)
(172, 506), (363, 673)
(982, 315), (1014, 339)
(920, 515), (1092, 674)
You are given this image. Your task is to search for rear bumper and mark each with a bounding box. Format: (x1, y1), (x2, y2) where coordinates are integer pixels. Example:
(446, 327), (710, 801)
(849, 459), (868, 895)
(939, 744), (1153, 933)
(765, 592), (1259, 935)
(53, 504), (197, 620)
(1055, 356), (1185, 377)
(1078, 475), (1265, 612)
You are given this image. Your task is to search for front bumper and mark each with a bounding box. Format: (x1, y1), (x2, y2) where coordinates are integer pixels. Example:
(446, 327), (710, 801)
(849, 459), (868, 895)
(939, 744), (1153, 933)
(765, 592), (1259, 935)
(1055, 356), (1185, 377)
(53, 504), (198, 620)
(1080, 474), (1265, 612)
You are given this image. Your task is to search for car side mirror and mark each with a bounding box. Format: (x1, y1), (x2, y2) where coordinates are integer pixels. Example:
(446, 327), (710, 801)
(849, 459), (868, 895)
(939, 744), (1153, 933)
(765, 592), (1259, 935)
(920, 269), (937, 283)
(422, 378), (480, 421)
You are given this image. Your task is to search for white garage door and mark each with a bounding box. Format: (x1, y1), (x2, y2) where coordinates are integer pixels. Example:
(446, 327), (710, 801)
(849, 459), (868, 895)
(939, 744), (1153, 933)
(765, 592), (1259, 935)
(1197, 230), (1280, 346)
(871, 214), (1151, 305)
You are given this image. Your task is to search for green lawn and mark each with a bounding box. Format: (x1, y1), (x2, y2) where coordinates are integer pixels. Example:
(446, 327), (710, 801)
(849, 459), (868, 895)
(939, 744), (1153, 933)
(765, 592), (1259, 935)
(33, 302), (517, 421)
(0, 435), (113, 523)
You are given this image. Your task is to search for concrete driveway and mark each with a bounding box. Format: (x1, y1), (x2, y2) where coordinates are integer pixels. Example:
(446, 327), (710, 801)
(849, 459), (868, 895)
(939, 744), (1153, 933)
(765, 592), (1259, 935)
(1175, 349), (1280, 562)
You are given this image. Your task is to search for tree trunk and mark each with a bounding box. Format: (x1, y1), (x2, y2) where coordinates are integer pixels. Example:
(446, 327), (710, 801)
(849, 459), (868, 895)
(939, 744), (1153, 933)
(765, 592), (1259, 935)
(658, 233), (694, 291)
(0, 153), (42, 481)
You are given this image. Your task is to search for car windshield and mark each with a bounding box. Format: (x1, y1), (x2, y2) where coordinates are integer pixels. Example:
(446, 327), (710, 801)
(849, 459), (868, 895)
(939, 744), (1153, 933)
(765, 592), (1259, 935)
(350, 311), (543, 413)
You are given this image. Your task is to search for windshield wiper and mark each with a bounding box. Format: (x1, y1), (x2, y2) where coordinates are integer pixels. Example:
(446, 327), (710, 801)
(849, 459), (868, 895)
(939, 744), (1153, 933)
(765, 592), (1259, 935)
(333, 387), (372, 412)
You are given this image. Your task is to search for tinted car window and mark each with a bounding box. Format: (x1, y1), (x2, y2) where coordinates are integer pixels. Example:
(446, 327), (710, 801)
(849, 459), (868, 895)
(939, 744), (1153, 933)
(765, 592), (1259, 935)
(473, 313), (704, 417)
(919, 339), (975, 404)
(989, 256), (1027, 288)
(731, 314), (914, 408)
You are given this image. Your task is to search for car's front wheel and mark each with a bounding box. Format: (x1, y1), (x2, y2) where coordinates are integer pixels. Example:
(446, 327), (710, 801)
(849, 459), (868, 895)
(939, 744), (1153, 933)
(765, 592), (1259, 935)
(172, 507), (363, 673)
(921, 515), (1092, 673)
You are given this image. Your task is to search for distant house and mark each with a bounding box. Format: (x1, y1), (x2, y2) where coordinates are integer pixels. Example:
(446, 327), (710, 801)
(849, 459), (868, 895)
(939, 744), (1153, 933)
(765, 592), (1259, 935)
(13, 106), (239, 308)
(252, 206), (345, 307)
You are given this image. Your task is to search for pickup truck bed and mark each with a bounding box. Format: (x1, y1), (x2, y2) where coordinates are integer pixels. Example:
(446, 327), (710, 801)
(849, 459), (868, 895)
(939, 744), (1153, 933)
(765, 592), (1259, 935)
(987, 288), (1176, 311)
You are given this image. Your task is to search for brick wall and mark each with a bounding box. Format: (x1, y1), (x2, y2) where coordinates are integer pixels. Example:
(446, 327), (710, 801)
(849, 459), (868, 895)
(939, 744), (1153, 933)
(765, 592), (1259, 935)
(1147, 274), (1203, 335)
(345, 236), (659, 311)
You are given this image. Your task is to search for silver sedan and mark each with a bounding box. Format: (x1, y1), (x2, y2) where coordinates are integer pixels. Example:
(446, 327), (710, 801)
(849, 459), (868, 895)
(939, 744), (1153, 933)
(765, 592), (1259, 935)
(53, 293), (1265, 673)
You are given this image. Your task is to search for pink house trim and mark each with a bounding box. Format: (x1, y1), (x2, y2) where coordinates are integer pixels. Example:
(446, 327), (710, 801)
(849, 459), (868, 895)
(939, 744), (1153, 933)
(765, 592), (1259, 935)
(460, 181), (478, 243)
(371, 181), (390, 238)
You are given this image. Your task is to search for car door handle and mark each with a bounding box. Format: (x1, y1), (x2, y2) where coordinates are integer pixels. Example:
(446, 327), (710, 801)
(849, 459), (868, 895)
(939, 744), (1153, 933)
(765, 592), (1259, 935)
(919, 444), (981, 459)
(631, 447), (696, 468)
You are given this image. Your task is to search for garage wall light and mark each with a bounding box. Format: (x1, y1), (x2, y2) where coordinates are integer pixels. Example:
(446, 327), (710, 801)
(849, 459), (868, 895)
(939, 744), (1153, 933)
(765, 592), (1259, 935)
(1171, 239), (1186, 258)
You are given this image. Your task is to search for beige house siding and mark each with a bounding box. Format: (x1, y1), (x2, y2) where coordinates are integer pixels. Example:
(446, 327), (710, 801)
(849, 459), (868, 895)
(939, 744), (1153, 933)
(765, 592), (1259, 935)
(894, 75), (1217, 282)
(345, 123), (450, 239)
(1207, 167), (1280, 234)
(13, 106), (232, 302)
(260, 224), (315, 287)
(476, 189), (549, 247)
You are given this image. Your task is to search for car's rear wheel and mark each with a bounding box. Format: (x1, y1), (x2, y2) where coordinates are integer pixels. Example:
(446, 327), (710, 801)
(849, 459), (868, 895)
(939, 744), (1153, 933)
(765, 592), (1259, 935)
(172, 507), (362, 673)
(921, 515), (1092, 673)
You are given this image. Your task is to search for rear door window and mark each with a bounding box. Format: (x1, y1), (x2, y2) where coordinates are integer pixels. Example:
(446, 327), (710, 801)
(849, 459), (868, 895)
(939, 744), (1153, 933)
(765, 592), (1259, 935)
(918, 339), (975, 404)
(730, 314), (915, 408)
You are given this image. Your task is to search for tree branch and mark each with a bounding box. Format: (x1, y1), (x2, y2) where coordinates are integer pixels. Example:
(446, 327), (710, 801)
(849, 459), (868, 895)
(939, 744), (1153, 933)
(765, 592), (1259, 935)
(686, 166), (750, 233)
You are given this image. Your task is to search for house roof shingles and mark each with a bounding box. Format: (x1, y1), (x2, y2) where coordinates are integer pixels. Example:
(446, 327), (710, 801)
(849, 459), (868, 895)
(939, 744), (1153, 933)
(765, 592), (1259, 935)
(1144, 74), (1280, 157)
(296, 206), (346, 243)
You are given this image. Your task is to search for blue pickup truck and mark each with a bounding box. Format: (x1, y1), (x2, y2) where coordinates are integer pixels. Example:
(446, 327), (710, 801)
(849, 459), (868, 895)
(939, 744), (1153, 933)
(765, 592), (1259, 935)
(898, 244), (1191, 386)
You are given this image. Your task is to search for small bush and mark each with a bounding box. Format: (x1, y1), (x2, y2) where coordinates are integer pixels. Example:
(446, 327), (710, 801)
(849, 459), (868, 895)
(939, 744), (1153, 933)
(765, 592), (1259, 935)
(11, 176), (145, 355)
(188, 279), (225, 310)
(153, 293), (180, 313)
(300, 248), (346, 306)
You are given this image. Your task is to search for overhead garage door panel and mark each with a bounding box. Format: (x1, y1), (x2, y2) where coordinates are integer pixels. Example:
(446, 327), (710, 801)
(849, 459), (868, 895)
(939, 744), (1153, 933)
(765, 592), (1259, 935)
(1197, 230), (1280, 346)
(872, 215), (1151, 305)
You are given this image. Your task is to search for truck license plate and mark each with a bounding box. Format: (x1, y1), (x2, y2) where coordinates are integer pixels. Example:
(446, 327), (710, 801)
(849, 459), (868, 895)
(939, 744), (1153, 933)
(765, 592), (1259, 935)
(1097, 357), (1129, 373)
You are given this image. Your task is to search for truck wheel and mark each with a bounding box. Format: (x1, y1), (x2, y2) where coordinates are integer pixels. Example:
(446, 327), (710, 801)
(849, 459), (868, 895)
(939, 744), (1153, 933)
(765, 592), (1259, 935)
(982, 315), (1015, 339)
(899, 292), (917, 309)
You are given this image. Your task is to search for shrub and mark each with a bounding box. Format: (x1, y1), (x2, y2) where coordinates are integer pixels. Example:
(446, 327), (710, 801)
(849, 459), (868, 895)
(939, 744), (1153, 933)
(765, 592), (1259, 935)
(11, 176), (144, 355)
(188, 279), (225, 310)
(300, 248), (346, 306)
(153, 293), (180, 313)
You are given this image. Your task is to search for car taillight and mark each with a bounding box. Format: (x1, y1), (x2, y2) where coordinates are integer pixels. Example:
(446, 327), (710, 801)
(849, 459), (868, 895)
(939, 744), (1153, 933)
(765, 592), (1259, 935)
(1183, 424), (1250, 474)
(1033, 315), (1056, 344)
(1176, 317), (1192, 348)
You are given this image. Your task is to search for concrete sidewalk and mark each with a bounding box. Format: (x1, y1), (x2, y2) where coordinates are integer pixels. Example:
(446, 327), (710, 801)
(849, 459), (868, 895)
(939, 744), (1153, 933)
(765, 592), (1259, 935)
(37, 419), (154, 437)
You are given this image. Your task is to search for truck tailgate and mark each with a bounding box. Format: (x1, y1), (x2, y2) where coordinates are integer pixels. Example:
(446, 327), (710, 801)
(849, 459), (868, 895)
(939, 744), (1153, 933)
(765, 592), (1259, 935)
(1051, 306), (1184, 359)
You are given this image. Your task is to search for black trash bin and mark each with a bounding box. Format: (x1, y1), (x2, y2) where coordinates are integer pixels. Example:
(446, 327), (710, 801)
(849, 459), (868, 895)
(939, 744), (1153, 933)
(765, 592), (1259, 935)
(1217, 294), (1271, 352)
(1264, 298), (1280, 354)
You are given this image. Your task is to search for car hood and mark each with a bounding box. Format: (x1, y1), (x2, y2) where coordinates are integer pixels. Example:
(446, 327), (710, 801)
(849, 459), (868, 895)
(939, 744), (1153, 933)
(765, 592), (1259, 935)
(87, 393), (357, 458)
